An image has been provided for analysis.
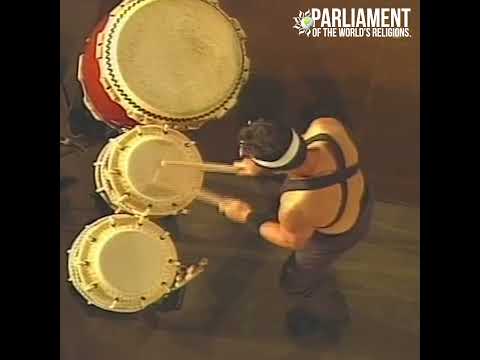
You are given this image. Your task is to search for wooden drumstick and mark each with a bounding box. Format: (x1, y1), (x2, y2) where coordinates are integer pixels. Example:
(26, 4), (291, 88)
(196, 188), (225, 207)
(160, 160), (241, 175)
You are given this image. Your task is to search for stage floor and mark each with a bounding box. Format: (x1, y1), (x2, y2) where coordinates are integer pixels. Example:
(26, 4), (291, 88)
(60, 138), (419, 360)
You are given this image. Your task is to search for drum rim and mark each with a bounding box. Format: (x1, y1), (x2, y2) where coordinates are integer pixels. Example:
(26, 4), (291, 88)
(97, 0), (250, 130)
(104, 125), (204, 216)
(94, 137), (131, 211)
(67, 214), (178, 313)
(94, 142), (117, 207)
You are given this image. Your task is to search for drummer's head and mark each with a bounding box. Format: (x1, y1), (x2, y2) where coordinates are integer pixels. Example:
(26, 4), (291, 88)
(238, 118), (307, 173)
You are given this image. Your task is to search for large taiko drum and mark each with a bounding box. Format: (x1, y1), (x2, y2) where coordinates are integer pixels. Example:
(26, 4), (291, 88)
(78, 0), (250, 130)
(94, 124), (204, 216)
(67, 214), (208, 313)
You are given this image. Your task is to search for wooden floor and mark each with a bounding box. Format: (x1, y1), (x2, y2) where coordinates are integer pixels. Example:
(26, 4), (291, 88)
(60, 139), (419, 360)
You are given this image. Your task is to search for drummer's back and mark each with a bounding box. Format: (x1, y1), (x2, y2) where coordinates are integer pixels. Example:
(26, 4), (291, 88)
(281, 117), (365, 235)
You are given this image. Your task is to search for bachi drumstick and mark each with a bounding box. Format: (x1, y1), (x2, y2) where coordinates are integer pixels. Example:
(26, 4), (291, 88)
(160, 160), (240, 175)
(196, 188), (226, 207)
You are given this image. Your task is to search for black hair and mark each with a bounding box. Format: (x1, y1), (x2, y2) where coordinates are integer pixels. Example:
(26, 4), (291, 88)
(238, 119), (293, 161)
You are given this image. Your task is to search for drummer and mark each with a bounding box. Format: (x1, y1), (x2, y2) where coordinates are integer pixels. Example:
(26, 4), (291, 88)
(219, 117), (374, 335)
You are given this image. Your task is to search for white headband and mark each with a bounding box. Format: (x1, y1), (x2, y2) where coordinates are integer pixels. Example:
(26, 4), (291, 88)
(252, 129), (301, 169)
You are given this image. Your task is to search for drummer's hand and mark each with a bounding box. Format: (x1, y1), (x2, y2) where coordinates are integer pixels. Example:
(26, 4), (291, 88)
(219, 198), (252, 224)
(233, 158), (264, 176)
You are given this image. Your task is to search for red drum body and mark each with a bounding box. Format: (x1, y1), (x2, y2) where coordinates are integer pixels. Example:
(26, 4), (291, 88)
(78, 16), (137, 129)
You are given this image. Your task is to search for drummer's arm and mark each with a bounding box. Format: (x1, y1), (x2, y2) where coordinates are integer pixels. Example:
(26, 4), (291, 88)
(233, 158), (272, 176)
(258, 206), (314, 250)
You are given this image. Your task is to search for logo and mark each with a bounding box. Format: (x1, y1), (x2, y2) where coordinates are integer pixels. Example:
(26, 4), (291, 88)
(292, 8), (412, 39)
(293, 10), (315, 37)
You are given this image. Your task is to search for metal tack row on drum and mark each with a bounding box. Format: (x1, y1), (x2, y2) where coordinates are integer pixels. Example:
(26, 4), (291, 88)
(78, 0), (250, 131)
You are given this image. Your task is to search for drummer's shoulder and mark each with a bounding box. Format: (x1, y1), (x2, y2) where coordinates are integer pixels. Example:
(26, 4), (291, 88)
(311, 117), (344, 129)
(303, 117), (343, 137)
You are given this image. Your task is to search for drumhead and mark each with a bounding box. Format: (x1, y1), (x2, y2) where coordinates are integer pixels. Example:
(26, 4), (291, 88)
(68, 215), (178, 313)
(106, 125), (204, 216)
(100, 0), (250, 129)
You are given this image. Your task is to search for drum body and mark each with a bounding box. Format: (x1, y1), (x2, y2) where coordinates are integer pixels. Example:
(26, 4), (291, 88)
(78, 0), (250, 130)
(94, 125), (204, 216)
(67, 215), (179, 313)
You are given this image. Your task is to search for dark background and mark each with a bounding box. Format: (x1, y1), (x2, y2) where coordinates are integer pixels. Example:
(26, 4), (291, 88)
(60, 0), (420, 206)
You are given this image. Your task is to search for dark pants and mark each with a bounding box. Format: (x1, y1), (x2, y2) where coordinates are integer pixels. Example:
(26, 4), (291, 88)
(280, 190), (374, 296)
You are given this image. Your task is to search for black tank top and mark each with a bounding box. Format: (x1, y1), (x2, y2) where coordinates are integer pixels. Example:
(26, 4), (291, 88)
(280, 133), (363, 230)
